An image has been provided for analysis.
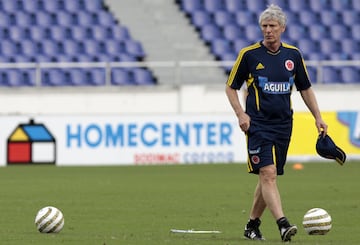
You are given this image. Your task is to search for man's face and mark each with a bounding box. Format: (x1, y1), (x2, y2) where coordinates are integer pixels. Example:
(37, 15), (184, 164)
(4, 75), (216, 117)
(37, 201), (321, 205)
(260, 19), (285, 44)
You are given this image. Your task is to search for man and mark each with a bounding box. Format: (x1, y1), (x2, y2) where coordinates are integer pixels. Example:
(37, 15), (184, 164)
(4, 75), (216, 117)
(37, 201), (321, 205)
(225, 4), (328, 242)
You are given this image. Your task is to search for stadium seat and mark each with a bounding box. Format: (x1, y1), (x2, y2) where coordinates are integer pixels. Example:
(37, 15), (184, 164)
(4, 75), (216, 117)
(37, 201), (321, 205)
(204, 0), (226, 12)
(223, 24), (244, 41)
(331, 0), (353, 10)
(2, 0), (23, 12)
(179, 0), (203, 13)
(124, 40), (145, 60)
(91, 25), (113, 40)
(133, 68), (156, 85)
(191, 11), (213, 28)
(235, 11), (257, 26)
(288, 0), (310, 12)
(225, 0), (247, 12)
(340, 67), (360, 83)
(309, 0), (332, 11)
(21, 40), (40, 56)
(308, 25), (330, 41)
(297, 39), (319, 56)
(342, 10), (360, 26)
(97, 12), (116, 26)
(77, 11), (97, 26)
(9, 26), (31, 41)
(1, 40), (19, 56)
(351, 24), (360, 40)
(63, 40), (84, 55)
(299, 12), (320, 26)
(214, 11), (236, 27)
(341, 39), (360, 54)
(71, 26), (92, 40)
(306, 66), (317, 83)
(0, 12), (13, 27)
(29, 26), (51, 41)
(320, 39), (341, 54)
(84, 0), (104, 12)
(35, 12), (57, 27)
(63, 0), (85, 12)
(200, 24), (223, 43)
(56, 11), (77, 26)
(51, 26), (72, 41)
(322, 67), (341, 83)
(15, 12), (36, 27)
(319, 10), (341, 26)
(111, 68), (134, 85)
(330, 24), (351, 40)
(286, 25), (308, 40)
(42, 0), (63, 12)
(105, 39), (125, 54)
(244, 24), (263, 41)
(211, 39), (233, 58)
(246, 0), (266, 12)
(111, 26), (131, 40)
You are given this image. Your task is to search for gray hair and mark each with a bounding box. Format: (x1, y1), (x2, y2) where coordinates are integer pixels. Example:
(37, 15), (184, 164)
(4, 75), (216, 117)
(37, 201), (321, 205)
(258, 4), (287, 27)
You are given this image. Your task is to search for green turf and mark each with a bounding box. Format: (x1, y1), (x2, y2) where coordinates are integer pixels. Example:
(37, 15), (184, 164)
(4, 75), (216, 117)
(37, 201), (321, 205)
(0, 161), (358, 245)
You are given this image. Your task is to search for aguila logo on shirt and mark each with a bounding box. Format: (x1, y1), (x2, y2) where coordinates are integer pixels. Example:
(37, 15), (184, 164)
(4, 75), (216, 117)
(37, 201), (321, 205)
(285, 60), (294, 71)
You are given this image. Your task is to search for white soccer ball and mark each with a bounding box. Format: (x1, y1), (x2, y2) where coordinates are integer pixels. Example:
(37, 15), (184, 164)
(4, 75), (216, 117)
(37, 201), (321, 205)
(303, 208), (332, 235)
(35, 206), (64, 233)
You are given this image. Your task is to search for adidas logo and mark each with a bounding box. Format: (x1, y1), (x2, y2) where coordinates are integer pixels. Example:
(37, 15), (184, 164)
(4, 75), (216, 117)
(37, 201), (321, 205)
(256, 63), (265, 70)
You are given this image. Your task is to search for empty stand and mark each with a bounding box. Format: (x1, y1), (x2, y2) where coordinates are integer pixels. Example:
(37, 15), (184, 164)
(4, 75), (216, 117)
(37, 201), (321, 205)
(0, 0), (156, 86)
(176, 0), (360, 83)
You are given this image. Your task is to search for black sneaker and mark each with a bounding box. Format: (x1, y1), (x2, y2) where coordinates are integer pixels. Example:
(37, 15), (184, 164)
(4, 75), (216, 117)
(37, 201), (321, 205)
(280, 224), (297, 242)
(244, 218), (265, 241)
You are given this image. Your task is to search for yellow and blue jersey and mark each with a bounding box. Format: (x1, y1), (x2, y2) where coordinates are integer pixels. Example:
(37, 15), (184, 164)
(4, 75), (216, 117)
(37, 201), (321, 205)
(227, 41), (312, 125)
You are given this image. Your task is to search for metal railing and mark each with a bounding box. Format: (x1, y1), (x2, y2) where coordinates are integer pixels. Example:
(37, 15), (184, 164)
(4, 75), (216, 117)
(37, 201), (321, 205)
(0, 60), (359, 85)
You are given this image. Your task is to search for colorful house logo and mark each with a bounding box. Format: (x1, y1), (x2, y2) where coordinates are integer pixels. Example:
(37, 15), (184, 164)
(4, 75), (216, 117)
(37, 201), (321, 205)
(7, 119), (56, 164)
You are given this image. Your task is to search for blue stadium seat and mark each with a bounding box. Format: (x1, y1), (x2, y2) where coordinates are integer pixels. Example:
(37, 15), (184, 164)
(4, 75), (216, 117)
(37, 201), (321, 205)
(244, 24), (263, 41)
(97, 12), (116, 26)
(191, 11), (213, 28)
(1, 40), (19, 56)
(22, 0), (42, 12)
(133, 68), (155, 85)
(341, 39), (360, 54)
(352, 0), (360, 10)
(328, 52), (350, 60)
(246, 0), (266, 12)
(342, 10), (360, 26)
(63, 40), (83, 55)
(351, 24), (360, 40)
(309, 0), (332, 11)
(91, 25), (112, 40)
(214, 11), (236, 27)
(42, 0), (63, 12)
(288, 0), (310, 12)
(331, 0), (353, 10)
(84, 0), (104, 12)
(330, 24), (351, 40)
(200, 24), (224, 44)
(322, 67), (341, 83)
(267, 0), (289, 10)
(83, 40), (104, 56)
(223, 24), (244, 41)
(111, 26), (130, 40)
(286, 25), (308, 40)
(235, 11), (257, 26)
(225, 0), (247, 12)
(306, 66), (317, 83)
(56, 11), (76, 26)
(2, 0), (23, 12)
(29, 26), (51, 41)
(9, 26), (31, 41)
(0, 12), (13, 27)
(51, 26), (72, 41)
(204, 0), (226, 12)
(71, 26), (92, 40)
(319, 39), (341, 54)
(21, 40), (40, 56)
(41, 40), (61, 56)
(85, 69), (106, 85)
(77, 11), (97, 26)
(111, 68), (134, 85)
(124, 40), (145, 59)
(35, 12), (57, 27)
(308, 25), (330, 41)
(297, 39), (319, 56)
(299, 12), (319, 26)
(307, 52), (329, 61)
(63, 0), (84, 12)
(340, 67), (360, 83)
(180, 0), (203, 12)
(233, 39), (252, 52)
(211, 39), (233, 58)
(105, 39), (125, 54)
(3, 69), (28, 87)
(15, 12), (36, 27)
(42, 69), (66, 86)
(320, 10), (341, 26)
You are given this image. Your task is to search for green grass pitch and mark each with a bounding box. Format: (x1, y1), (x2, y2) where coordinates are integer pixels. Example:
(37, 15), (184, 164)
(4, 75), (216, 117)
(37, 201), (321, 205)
(0, 161), (359, 245)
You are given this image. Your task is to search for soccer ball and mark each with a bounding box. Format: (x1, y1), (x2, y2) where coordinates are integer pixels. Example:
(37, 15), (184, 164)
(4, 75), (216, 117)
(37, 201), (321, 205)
(35, 206), (64, 233)
(303, 208), (332, 235)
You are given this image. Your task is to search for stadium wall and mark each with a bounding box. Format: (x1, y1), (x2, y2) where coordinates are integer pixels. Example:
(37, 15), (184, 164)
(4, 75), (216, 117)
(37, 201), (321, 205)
(1, 84), (359, 166)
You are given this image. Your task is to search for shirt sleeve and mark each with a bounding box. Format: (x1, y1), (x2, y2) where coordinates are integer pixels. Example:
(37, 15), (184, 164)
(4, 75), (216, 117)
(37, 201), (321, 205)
(294, 50), (312, 91)
(226, 49), (249, 90)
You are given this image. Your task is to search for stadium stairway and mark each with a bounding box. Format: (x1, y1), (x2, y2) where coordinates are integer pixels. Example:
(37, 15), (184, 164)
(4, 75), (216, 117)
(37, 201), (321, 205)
(104, 0), (227, 84)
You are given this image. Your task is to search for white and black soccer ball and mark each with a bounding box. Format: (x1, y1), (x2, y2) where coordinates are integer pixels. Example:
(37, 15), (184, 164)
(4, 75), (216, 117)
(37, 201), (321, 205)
(35, 206), (64, 233)
(303, 208), (332, 235)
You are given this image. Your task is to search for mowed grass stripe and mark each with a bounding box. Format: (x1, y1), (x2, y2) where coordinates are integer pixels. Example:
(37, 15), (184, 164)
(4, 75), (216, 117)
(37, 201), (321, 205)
(0, 162), (358, 245)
